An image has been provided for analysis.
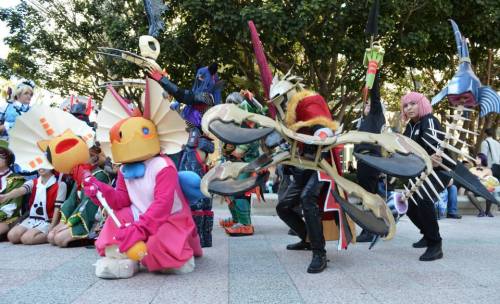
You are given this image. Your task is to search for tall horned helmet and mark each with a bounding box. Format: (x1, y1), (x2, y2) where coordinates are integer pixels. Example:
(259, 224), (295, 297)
(269, 71), (305, 120)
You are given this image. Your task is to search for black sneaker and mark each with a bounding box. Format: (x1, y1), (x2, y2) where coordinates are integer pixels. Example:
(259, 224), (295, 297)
(286, 241), (312, 251)
(307, 252), (327, 273)
(412, 237), (428, 248)
(419, 242), (443, 261)
(446, 213), (462, 219)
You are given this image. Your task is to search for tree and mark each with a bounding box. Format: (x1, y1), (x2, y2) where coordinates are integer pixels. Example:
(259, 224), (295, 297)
(1, 0), (499, 138)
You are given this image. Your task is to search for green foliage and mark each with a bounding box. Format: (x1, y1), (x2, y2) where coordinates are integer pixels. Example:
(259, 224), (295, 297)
(0, 0), (499, 132)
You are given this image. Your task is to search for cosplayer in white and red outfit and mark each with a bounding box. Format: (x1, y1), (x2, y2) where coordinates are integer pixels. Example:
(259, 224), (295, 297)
(4, 168), (67, 245)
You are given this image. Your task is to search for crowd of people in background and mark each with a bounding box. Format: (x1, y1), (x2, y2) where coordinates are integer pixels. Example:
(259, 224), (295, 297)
(0, 81), (116, 248)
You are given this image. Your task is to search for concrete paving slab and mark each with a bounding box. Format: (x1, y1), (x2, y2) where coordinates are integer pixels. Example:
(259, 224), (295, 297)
(229, 236), (303, 304)
(0, 269), (45, 296)
(0, 248), (98, 304)
(73, 273), (167, 304)
(151, 230), (230, 304)
(0, 210), (498, 304)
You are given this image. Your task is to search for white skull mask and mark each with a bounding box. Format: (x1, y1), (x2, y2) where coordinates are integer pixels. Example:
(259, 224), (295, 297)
(139, 35), (160, 60)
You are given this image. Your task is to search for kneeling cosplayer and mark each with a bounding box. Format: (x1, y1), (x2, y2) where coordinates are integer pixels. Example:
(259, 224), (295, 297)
(84, 78), (203, 279)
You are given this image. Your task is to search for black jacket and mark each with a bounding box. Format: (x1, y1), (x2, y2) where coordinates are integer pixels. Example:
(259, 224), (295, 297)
(403, 114), (443, 156)
(354, 74), (385, 155)
(403, 113), (452, 191)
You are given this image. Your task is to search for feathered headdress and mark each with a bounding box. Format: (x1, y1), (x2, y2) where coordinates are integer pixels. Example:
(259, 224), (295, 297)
(96, 77), (188, 163)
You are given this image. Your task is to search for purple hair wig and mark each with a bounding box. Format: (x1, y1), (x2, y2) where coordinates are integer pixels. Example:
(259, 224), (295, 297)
(477, 153), (488, 167)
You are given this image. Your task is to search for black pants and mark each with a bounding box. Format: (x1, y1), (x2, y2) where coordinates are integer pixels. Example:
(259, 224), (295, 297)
(356, 160), (380, 194)
(356, 158), (381, 237)
(405, 172), (447, 245)
(466, 191), (492, 214)
(276, 167), (325, 253)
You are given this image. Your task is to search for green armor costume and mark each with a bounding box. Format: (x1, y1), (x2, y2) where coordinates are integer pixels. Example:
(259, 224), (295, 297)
(0, 173), (25, 225)
(221, 98), (265, 234)
(60, 168), (110, 238)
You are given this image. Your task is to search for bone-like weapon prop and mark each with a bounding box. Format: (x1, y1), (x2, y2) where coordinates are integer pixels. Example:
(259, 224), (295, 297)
(398, 106), (476, 205)
(426, 105), (476, 167)
(413, 105), (476, 201)
(98, 79), (147, 88)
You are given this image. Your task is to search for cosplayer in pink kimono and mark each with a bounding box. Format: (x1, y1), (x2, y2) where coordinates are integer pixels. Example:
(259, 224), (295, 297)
(84, 78), (202, 279)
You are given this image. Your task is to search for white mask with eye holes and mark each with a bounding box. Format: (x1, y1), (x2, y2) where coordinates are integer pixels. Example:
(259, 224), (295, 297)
(269, 71), (305, 121)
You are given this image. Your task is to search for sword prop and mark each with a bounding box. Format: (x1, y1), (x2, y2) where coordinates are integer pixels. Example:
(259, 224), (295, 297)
(87, 179), (148, 261)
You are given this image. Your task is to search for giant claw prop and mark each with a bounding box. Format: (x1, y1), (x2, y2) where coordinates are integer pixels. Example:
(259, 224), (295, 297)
(200, 104), (436, 240)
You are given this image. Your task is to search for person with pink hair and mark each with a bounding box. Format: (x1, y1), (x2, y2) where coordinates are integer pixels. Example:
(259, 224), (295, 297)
(400, 92), (452, 262)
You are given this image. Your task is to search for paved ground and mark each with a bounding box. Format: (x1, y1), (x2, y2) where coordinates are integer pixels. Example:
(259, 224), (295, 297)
(0, 211), (499, 304)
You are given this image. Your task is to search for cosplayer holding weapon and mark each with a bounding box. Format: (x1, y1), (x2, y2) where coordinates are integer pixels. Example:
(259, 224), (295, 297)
(354, 0), (388, 245)
(97, 0), (218, 248)
(83, 78), (201, 279)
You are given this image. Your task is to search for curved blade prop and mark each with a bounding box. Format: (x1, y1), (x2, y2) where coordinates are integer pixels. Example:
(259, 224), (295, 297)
(208, 120), (275, 145)
(445, 162), (499, 205)
(354, 152), (426, 178)
(331, 189), (389, 237)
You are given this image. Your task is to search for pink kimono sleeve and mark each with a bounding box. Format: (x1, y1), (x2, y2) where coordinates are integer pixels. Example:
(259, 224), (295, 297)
(93, 171), (132, 210)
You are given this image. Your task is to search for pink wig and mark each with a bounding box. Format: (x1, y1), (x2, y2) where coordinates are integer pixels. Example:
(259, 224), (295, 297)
(400, 92), (433, 121)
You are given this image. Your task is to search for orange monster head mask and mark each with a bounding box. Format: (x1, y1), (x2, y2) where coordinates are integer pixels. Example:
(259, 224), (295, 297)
(109, 116), (160, 163)
(102, 79), (165, 164)
(37, 129), (90, 174)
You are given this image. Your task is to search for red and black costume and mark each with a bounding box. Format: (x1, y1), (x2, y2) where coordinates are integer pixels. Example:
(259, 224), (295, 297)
(276, 91), (340, 273)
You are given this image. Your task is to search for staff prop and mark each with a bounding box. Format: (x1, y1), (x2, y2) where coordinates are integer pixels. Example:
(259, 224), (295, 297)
(92, 186), (148, 261)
